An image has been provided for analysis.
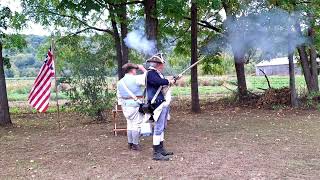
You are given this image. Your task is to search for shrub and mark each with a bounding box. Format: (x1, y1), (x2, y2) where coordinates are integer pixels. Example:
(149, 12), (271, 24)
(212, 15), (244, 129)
(66, 67), (115, 121)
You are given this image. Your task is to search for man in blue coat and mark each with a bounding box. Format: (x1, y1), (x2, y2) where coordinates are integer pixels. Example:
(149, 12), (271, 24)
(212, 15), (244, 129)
(146, 53), (176, 161)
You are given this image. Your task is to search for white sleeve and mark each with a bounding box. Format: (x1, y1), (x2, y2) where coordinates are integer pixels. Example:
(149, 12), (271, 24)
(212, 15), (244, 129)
(135, 73), (146, 86)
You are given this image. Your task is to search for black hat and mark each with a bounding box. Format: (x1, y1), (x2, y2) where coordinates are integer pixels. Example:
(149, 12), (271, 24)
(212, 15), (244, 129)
(122, 63), (139, 73)
(146, 53), (166, 64)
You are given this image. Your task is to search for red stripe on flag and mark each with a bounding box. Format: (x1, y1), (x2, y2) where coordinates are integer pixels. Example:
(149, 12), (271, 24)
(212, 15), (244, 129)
(30, 81), (51, 107)
(29, 72), (53, 103)
(40, 104), (49, 113)
(28, 49), (55, 112)
(28, 67), (51, 99)
(36, 92), (50, 112)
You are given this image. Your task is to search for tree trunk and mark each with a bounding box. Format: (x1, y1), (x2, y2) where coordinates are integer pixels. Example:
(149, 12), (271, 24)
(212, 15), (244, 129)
(0, 42), (12, 126)
(234, 58), (248, 99)
(297, 46), (314, 91)
(288, 52), (298, 107)
(118, 2), (129, 65)
(308, 27), (319, 92)
(222, 1), (248, 99)
(288, 28), (298, 107)
(190, 1), (200, 113)
(111, 17), (124, 79)
(295, 22), (318, 93)
(144, 0), (158, 51)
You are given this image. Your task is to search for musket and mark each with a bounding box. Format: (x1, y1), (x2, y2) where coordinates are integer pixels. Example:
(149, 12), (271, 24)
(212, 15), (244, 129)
(174, 56), (205, 80)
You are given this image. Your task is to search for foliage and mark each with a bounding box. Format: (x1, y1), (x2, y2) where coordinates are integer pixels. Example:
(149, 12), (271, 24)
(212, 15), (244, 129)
(268, 0), (320, 55)
(53, 35), (116, 120)
(1, 5), (27, 68)
(3, 35), (46, 77)
(305, 91), (320, 109)
(67, 72), (115, 120)
(201, 55), (225, 75)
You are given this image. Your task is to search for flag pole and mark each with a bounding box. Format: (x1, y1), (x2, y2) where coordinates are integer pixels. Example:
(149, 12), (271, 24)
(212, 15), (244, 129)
(51, 35), (61, 132)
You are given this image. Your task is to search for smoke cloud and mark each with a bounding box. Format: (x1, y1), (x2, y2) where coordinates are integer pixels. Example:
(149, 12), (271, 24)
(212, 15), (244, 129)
(202, 8), (307, 62)
(124, 20), (157, 56)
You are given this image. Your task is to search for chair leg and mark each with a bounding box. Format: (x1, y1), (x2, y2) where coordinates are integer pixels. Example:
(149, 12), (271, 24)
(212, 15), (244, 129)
(113, 111), (117, 136)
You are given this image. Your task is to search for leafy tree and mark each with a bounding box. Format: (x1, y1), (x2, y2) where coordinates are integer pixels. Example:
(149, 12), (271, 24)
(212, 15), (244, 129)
(268, 0), (320, 94)
(22, 0), (144, 79)
(157, 0), (223, 111)
(201, 55), (225, 75)
(0, 6), (26, 126)
(48, 34), (116, 120)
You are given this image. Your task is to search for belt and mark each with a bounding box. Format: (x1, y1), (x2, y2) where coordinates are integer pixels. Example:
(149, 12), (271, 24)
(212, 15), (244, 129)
(122, 96), (144, 100)
(153, 99), (165, 104)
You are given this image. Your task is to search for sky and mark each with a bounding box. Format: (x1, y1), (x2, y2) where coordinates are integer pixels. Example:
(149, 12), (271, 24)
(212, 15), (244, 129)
(1, 0), (226, 36)
(1, 0), (50, 36)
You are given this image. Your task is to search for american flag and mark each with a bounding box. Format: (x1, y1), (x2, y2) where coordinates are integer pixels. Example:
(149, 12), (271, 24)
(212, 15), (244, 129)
(28, 48), (55, 112)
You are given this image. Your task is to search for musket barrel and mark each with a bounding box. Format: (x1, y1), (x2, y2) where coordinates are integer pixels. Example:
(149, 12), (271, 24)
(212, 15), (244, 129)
(178, 56), (205, 76)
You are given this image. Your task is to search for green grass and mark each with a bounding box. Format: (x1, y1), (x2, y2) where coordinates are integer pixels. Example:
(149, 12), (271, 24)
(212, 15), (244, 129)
(5, 75), (311, 101)
(172, 75), (310, 96)
(172, 86), (235, 96)
(247, 75), (307, 90)
(9, 105), (72, 114)
(6, 78), (69, 101)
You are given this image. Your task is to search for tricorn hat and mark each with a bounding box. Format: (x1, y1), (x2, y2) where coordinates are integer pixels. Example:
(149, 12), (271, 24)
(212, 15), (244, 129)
(146, 53), (166, 64)
(122, 63), (139, 73)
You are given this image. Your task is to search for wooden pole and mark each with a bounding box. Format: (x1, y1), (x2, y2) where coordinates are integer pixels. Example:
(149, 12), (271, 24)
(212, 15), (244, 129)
(51, 35), (61, 131)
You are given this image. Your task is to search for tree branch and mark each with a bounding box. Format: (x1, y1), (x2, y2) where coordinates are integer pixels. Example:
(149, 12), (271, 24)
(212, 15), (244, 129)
(108, 0), (144, 7)
(94, 0), (144, 7)
(170, 25), (191, 43)
(183, 16), (222, 33)
(36, 8), (113, 35)
(55, 28), (91, 43)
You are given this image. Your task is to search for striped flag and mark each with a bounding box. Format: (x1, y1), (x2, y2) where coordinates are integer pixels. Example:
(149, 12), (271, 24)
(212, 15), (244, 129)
(28, 48), (55, 112)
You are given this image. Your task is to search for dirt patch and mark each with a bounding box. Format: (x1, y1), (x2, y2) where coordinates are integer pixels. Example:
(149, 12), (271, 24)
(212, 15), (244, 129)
(1, 105), (320, 179)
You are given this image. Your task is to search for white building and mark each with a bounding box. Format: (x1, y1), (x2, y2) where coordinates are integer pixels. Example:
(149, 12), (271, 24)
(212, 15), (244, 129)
(255, 57), (302, 76)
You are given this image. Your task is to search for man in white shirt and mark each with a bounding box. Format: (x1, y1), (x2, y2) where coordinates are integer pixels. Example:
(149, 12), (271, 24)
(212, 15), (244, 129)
(117, 63), (147, 151)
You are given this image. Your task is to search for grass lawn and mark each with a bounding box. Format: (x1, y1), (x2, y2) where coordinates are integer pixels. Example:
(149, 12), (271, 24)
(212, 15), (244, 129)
(6, 78), (69, 101)
(6, 75), (310, 101)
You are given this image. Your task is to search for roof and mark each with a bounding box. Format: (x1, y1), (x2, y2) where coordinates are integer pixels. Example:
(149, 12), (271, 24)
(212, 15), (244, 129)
(256, 57), (298, 67)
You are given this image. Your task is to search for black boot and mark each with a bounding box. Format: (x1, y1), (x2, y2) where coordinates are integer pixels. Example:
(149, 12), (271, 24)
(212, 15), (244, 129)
(131, 144), (141, 151)
(153, 145), (169, 161)
(128, 143), (133, 150)
(159, 141), (174, 156)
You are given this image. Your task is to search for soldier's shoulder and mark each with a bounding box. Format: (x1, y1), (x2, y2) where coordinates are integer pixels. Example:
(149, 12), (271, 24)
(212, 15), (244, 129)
(147, 69), (158, 76)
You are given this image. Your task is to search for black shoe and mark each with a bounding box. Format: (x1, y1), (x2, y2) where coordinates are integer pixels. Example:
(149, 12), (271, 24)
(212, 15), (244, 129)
(131, 144), (142, 151)
(153, 145), (169, 161)
(128, 143), (133, 150)
(159, 141), (174, 156)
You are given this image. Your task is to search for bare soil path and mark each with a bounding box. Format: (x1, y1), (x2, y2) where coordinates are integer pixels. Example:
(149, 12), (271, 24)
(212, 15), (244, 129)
(1, 106), (320, 179)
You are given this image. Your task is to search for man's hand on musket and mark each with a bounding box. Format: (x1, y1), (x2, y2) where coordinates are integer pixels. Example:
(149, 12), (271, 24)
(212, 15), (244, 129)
(137, 64), (147, 73)
(174, 74), (182, 81)
(169, 77), (177, 86)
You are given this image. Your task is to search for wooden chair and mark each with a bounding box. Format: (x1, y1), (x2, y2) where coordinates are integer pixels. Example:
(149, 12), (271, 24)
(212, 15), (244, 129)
(112, 104), (127, 136)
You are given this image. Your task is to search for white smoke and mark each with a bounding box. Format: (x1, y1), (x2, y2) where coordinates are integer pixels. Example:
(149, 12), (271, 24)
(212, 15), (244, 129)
(124, 21), (157, 56)
(202, 8), (307, 62)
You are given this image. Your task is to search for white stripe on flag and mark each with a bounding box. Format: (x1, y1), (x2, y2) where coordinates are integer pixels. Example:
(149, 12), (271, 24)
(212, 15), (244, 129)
(28, 49), (55, 112)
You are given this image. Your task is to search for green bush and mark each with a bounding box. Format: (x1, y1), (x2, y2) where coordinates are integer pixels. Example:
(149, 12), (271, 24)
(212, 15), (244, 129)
(59, 35), (116, 120)
(67, 71), (115, 120)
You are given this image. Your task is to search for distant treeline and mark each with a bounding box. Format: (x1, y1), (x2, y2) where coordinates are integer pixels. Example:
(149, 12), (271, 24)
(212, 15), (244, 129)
(4, 35), (47, 77)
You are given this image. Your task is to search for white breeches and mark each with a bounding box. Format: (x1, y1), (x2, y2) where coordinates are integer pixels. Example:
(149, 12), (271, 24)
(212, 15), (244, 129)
(122, 106), (143, 131)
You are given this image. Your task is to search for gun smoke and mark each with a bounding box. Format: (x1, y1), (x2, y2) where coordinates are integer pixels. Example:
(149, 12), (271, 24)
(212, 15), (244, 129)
(202, 8), (307, 62)
(124, 20), (157, 56)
